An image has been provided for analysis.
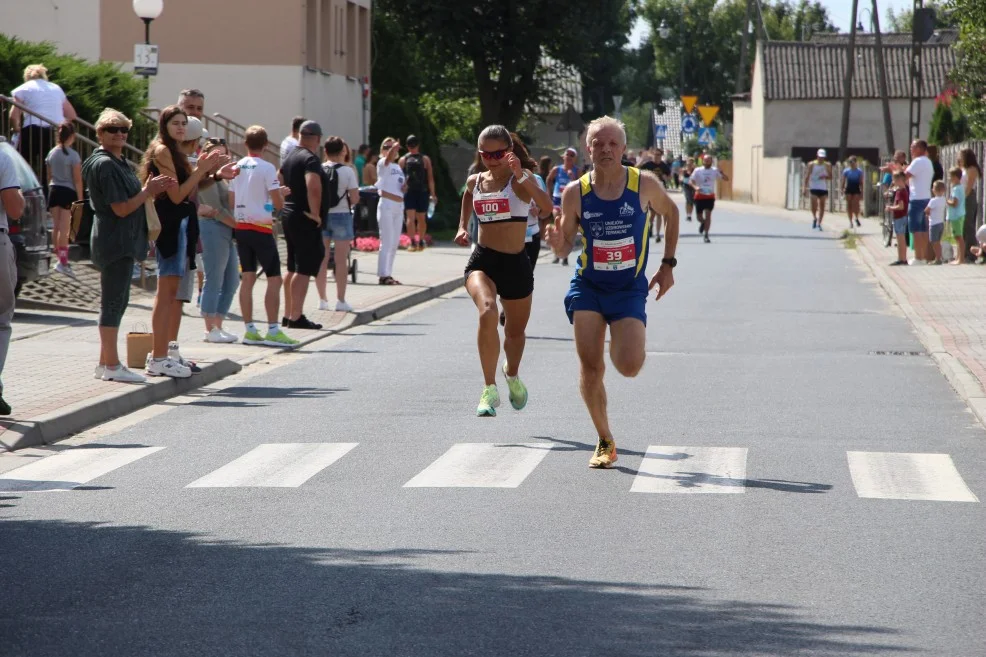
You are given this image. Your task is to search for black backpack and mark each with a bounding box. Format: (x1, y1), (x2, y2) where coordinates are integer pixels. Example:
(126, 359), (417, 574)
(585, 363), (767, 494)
(404, 153), (427, 192)
(321, 162), (345, 212)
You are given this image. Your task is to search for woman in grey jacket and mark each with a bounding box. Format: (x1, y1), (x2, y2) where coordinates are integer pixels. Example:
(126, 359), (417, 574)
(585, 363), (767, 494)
(196, 140), (240, 342)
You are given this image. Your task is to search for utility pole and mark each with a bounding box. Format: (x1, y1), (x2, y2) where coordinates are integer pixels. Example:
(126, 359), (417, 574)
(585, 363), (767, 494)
(735, 0), (754, 93)
(838, 0), (861, 164)
(871, 0), (895, 155)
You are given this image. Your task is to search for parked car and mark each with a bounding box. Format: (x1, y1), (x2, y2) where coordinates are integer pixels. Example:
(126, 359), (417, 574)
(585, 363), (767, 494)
(0, 138), (50, 297)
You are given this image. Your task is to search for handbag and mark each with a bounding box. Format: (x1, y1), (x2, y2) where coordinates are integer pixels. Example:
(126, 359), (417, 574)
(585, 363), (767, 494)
(126, 322), (153, 369)
(69, 200), (85, 242)
(145, 199), (161, 242)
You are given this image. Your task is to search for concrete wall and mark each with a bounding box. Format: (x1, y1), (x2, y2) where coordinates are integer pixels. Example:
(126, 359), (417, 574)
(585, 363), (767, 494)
(731, 43), (767, 203)
(301, 69), (367, 148)
(0, 0), (101, 60)
(763, 98), (935, 157)
(756, 156), (791, 207)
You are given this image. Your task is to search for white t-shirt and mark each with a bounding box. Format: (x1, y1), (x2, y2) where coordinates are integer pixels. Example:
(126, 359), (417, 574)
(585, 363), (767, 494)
(376, 161), (405, 199)
(690, 167), (722, 198)
(229, 156), (279, 224)
(279, 136), (298, 166)
(926, 196), (947, 226)
(905, 155), (934, 200)
(324, 161), (358, 214)
(807, 161), (830, 191)
(11, 79), (67, 127)
(526, 174), (546, 243)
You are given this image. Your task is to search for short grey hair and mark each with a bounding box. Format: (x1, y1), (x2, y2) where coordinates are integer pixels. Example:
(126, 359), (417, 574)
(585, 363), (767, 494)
(585, 116), (627, 146)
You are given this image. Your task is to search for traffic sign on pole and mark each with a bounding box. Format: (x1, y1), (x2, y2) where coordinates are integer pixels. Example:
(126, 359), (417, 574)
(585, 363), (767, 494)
(681, 95), (698, 114)
(134, 43), (159, 76)
(681, 114), (698, 135)
(697, 127), (717, 145)
(654, 124), (668, 141)
(697, 105), (720, 126)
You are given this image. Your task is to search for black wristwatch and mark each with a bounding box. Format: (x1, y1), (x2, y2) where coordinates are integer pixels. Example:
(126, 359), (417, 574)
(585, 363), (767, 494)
(661, 257), (677, 268)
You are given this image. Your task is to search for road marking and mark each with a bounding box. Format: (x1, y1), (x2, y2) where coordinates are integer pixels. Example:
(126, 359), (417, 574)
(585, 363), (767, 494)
(186, 443), (358, 488)
(631, 446), (748, 494)
(404, 443), (555, 488)
(0, 446), (165, 492)
(847, 452), (979, 502)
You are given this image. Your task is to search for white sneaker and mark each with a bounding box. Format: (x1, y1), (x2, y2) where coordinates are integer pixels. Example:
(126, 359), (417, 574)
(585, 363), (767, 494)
(55, 262), (76, 278)
(908, 259), (926, 266)
(204, 327), (236, 344)
(145, 355), (191, 379)
(102, 365), (146, 383)
(218, 328), (239, 342)
(93, 365), (105, 380)
(318, 299), (331, 311)
(335, 300), (354, 312)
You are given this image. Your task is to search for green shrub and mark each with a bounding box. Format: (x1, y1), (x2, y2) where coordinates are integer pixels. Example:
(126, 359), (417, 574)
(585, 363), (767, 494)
(0, 34), (148, 126)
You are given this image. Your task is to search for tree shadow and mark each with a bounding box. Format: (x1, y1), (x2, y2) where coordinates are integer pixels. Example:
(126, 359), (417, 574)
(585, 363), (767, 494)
(0, 518), (913, 656)
(182, 387), (350, 408)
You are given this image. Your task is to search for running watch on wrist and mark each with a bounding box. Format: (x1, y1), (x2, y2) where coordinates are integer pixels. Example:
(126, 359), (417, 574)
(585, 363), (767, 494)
(661, 257), (677, 268)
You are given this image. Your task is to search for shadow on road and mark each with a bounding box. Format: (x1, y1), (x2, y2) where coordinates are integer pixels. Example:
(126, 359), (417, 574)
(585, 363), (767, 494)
(184, 387), (350, 409)
(0, 518), (910, 656)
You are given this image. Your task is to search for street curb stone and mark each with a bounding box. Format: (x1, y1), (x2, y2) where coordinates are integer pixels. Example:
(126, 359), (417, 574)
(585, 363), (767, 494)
(2, 274), (466, 453)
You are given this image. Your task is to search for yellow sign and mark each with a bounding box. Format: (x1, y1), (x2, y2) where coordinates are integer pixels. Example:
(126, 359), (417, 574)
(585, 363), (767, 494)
(698, 105), (720, 126)
(681, 96), (698, 114)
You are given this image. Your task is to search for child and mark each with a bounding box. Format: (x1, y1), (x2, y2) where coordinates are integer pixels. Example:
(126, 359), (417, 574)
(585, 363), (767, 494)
(946, 166), (967, 264)
(885, 171), (910, 266)
(45, 121), (82, 277)
(924, 180), (948, 264)
(970, 224), (986, 263)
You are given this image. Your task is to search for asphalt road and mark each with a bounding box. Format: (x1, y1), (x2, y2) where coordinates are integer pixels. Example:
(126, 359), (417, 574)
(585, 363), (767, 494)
(2, 204), (984, 657)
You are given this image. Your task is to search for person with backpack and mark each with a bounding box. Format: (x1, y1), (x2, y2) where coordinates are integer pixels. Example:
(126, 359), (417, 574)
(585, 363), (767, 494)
(316, 136), (359, 312)
(399, 135), (436, 252)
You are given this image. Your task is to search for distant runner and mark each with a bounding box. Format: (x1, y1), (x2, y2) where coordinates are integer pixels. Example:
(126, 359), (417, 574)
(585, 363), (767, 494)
(690, 155), (728, 243)
(545, 116), (679, 469)
(803, 149), (832, 230)
(546, 148), (579, 266)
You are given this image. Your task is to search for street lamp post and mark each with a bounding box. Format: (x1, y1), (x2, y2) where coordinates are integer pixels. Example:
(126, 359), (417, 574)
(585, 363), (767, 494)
(132, 0), (164, 78)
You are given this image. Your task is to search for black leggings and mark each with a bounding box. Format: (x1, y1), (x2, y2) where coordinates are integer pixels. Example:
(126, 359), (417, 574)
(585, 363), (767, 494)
(99, 257), (134, 327)
(525, 234), (541, 270)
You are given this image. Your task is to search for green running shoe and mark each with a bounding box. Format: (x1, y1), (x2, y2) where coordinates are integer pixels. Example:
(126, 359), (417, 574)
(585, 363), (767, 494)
(501, 362), (528, 410)
(477, 385), (500, 417)
(242, 329), (266, 345)
(263, 330), (300, 348)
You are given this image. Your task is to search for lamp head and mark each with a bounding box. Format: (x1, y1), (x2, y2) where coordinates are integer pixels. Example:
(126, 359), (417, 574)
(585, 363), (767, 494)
(133, 0), (163, 20)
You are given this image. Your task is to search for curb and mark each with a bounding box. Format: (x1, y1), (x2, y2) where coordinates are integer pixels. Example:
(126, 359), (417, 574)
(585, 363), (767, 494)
(1, 274), (465, 452)
(853, 234), (986, 428)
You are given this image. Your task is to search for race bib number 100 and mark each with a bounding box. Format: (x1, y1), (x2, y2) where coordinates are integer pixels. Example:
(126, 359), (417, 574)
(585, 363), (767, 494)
(593, 237), (636, 271)
(474, 196), (511, 222)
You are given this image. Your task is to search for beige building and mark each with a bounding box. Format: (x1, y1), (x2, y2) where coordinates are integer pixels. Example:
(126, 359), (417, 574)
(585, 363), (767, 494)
(1, 0), (371, 148)
(732, 35), (956, 207)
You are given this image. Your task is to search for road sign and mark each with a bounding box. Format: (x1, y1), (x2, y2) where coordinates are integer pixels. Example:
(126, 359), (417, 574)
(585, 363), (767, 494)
(654, 124), (668, 141)
(681, 95), (698, 114)
(556, 105), (585, 133)
(612, 95), (623, 112)
(134, 44), (159, 76)
(698, 105), (720, 126)
(681, 114), (698, 134)
(697, 127), (717, 145)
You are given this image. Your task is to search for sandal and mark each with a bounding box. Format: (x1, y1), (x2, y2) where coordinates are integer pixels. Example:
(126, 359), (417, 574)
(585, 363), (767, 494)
(378, 276), (401, 285)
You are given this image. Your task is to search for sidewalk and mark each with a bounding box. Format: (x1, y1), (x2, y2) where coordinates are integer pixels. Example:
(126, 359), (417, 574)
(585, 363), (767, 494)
(1, 244), (469, 451)
(721, 197), (986, 428)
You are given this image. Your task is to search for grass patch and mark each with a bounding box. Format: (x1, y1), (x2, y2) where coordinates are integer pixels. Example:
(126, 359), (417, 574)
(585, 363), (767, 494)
(840, 230), (858, 249)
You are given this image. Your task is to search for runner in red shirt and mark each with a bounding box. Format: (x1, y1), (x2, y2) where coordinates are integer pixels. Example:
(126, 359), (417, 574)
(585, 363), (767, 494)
(689, 155), (729, 243)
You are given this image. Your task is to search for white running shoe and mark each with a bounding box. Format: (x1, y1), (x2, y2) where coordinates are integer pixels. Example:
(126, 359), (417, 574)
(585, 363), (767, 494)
(318, 299), (331, 311)
(335, 300), (354, 313)
(55, 262), (76, 278)
(93, 365), (105, 380)
(218, 328), (239, 342)
(145, 355), (191, 379)
(102, 365), (146, 383)
(204, 327), (236, 344)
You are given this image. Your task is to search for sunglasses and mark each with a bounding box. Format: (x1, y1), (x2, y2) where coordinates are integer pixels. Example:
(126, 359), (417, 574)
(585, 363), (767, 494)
(103, 126), (130, 135)
(479, 149), (509, 160)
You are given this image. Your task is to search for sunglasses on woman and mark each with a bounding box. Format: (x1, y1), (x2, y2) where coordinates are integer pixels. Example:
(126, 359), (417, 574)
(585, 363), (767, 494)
(103, 126), (130, 135)
(479, 149), (508, 160)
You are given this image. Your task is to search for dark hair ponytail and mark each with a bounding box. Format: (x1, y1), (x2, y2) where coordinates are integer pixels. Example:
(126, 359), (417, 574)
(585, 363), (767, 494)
(477, 124), (512, 149)
(57, 121), (75, 155)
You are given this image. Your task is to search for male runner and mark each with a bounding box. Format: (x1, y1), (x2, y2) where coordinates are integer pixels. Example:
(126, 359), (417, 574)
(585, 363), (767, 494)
(398, 135), (436, 251)
(690, 155), (729, 243)
(546, 148), (579, 266)
(545, 116), (679, 469)
(803, 149), (832, 230)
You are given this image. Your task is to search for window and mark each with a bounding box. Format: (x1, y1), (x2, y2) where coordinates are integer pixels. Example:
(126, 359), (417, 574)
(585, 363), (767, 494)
(346, 2), (357, 77)
(306, 0), (317, 68)
(320, 0), (333, 70)
(358, 5), (369, 78)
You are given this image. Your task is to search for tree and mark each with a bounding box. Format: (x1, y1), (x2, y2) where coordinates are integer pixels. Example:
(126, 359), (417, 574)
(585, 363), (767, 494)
(885, 2), (958, 32)
(374, 0), (633, 129)
(945, 0), (986, 137)
(928, 92), (971, 145)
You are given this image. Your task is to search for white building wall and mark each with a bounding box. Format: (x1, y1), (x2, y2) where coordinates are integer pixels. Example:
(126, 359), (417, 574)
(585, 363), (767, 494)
(302, 70), (368, 148)
(0, 0), (101, 60)
(763, 98), (935, 157)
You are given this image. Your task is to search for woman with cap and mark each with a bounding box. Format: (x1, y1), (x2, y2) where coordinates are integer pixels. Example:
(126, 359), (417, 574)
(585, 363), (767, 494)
(803, 149), (832, 230)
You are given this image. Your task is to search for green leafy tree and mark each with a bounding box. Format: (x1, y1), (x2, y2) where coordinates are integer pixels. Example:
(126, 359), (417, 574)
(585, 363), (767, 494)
(928, 93), (971, 145)
(945, 0), (986, 137)
(885, 2), (957, 32)
(375, 0), (633, 128)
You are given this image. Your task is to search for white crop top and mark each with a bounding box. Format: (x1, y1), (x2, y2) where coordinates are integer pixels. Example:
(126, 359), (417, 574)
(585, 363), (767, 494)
(472, 173), (529, 223)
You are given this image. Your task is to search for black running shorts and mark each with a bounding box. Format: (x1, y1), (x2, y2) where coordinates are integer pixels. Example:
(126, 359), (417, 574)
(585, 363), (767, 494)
(695, 198), (715, 213)
(464, 244), (534, 300)
(235, 227), (281, 278)
(282, 213), (325, 277)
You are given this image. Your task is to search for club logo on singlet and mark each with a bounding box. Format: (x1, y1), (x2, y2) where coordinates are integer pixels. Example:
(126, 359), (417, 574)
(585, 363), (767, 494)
(589, 222), (605, 239)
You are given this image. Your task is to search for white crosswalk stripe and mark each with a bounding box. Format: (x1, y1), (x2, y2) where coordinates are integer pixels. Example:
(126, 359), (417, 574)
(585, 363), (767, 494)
(186, 443), (358, 488)
(631, 446), (748, 494)
(0, 446), (165, 492)
(847, 451), (979, 502)
(404, 443), (555, 488)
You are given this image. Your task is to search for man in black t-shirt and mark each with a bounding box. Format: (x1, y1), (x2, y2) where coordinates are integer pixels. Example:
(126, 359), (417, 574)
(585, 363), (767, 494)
(278, 120), (326, 330)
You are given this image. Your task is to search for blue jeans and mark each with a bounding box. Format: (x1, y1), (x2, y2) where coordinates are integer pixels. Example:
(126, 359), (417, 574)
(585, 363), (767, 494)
(199, 218), (240, 316)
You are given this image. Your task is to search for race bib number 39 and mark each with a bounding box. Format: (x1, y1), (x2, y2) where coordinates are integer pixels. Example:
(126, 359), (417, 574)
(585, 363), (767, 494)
(593, 237), (636, 271)
(474, 196), (511, 222)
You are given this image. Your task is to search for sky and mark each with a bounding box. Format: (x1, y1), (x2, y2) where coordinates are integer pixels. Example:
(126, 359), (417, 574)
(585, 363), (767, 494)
(627, 0), (915, 47)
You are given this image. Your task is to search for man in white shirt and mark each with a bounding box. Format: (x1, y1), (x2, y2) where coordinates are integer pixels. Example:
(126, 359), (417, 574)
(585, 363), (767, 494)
(8, 64), (77, 184)
(904, 139), (934, 264)
(280, 116), (305, 166)
(317, 136), (360, 312)
(0, 148), (25, 414)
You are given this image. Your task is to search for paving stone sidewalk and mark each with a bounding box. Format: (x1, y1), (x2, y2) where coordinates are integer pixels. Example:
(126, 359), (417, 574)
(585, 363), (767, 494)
(1, 244), (471, 451)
